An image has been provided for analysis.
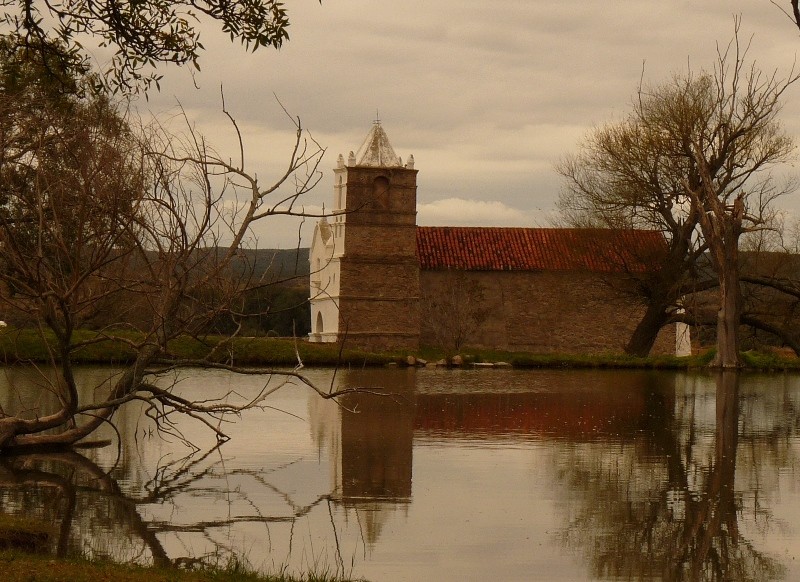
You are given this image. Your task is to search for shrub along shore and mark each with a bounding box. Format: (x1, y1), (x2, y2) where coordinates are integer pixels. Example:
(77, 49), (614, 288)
(0, 513), (363, 582)
(0, 328), (797, 371)
(0, 550), (362, 582)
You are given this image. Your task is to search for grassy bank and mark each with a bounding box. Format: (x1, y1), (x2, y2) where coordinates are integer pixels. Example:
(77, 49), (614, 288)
(0, 328), (389, 367)
(0, 551), (363, 582)
(0, 327), (797, 370)
(0, 514), (363, 582)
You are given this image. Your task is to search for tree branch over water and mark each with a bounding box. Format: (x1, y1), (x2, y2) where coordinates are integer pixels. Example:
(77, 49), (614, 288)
(0, 49), (342, 452)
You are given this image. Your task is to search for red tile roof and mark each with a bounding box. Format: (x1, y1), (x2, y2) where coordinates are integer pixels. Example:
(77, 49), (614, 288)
(416, 227), (666, 273)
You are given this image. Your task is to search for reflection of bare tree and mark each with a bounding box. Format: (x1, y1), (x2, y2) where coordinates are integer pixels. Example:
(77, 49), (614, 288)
(558, 372), (787, 581)
(0, 452), (170, 565)
(0, 448), (353, 576)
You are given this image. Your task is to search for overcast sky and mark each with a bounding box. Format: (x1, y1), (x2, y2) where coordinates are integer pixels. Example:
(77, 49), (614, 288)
(137, 1), (800, 247)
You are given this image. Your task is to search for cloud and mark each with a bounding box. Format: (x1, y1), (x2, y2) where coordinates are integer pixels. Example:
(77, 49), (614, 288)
(247, 211), (321, 250)
(418, 198), (532, 227)
(136, 1), (800, 247)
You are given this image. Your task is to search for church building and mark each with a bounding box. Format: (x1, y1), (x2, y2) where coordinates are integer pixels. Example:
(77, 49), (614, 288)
(308, 123), (680, 355)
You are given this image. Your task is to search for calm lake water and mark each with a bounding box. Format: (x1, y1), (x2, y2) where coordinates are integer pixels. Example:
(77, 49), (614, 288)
(1, 366), (800, 581)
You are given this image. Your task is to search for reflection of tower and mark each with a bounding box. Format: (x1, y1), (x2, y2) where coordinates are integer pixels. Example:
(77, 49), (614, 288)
(332, 369), (415, 546)
(308, 121), (420, 350)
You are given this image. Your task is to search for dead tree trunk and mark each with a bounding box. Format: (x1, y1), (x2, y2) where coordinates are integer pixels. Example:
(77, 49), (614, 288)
(713, 241), (742, 368)
(699, 198), (744, 369)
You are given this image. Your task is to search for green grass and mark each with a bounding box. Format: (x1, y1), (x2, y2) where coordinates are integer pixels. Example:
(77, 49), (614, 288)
(0, 326), (797, 370)
(0, 515), (53, 554)
(507, 351), (713, 369)
(0, 328), (394, 367)
(0, 550), (366, 582)
(740, 349), (800, 370)
(411, 345), (717, 370)
(0, 512), (365, 582)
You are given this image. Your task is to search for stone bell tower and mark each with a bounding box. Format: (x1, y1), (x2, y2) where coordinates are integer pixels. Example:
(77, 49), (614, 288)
(308, 121), (420, 350)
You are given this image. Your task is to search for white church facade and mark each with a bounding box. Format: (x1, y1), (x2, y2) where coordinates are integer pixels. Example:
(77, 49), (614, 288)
(309, 123), (689, 356)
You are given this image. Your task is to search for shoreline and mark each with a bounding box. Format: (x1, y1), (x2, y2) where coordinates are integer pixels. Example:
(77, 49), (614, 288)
(0, 329), (797, 371)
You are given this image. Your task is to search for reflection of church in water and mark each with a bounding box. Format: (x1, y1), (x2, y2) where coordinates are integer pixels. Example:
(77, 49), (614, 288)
(307, 368), (416, 546)
(309, 368), (677, 547)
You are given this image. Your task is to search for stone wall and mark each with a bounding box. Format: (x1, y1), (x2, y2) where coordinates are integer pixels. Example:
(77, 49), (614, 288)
(420, 270), (675, 355)
(341, 224), (418, 259)
(337, 251), (421, 350)
(339, 258), (419, 298)
(338, 295), (420, 351)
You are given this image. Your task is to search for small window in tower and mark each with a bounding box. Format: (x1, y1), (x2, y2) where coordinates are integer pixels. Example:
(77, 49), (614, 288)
(316, 312), (324, 334)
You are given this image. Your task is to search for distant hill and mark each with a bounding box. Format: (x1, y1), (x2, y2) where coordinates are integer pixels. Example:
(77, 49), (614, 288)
(219, 248), (311, 336)
(230, 248), (310, 285)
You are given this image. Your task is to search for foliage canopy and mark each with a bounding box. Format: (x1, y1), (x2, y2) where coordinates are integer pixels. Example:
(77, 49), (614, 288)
(0, 0), (314, 93)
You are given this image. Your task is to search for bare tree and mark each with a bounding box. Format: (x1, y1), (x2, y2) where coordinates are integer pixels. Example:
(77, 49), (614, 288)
(557, 110), (710, 357)
(559, 27), (798, 366)
(679, 33), (797, 367)
(0, 59), (356, 451)
(421, 271), (489, 353)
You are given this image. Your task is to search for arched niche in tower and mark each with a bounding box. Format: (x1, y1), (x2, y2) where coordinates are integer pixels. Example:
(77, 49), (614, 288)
(315, 312), (324, 334)
(371, 176), (390, 210)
